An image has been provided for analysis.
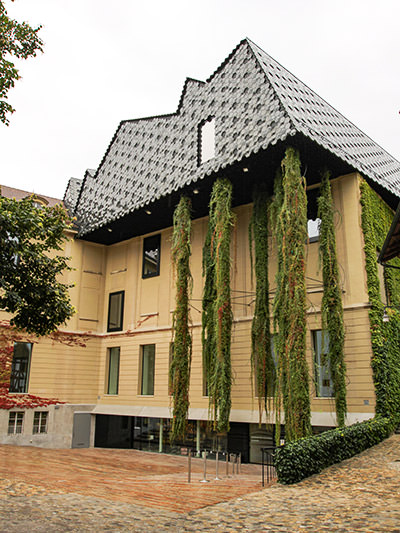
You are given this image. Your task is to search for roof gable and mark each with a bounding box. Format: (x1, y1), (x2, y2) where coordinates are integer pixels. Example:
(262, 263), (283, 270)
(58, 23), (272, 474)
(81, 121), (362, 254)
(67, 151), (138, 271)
(74, 38), (400, 237)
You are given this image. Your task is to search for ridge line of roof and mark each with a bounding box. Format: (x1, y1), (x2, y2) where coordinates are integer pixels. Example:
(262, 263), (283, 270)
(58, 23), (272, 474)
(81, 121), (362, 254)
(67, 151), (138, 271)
(206, 38), (248, 83)
(177, 77), (206, 113)
(247, 39), (400, 168)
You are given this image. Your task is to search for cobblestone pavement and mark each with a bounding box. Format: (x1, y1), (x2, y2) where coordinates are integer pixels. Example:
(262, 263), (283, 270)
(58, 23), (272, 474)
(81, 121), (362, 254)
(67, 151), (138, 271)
(0, 435), (399, 532)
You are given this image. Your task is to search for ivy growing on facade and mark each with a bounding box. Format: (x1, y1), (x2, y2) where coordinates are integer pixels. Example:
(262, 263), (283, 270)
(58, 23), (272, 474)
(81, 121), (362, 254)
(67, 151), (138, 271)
(359, 180), (400, 421)
(273, 147), (311, 443)
(170, 196), (193, 441)
(202, 178), (235, 432)
(317, 171), (347, 426)
(249, 186), (274, 422)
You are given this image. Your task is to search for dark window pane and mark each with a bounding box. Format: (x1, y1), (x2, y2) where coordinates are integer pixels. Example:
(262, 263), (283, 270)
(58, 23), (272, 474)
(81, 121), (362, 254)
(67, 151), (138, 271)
(142, 235), (160, 278)
(313, 330), (334, 397)
(107, 347), (120, 395)
(107, 291), (124, 332)
(141, 345), (155, 395)
(9, 343), (32, 393)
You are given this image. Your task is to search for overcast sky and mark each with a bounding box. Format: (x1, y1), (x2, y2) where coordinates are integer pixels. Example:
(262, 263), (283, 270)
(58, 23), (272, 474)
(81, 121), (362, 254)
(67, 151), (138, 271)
(1, 0), (399, 200)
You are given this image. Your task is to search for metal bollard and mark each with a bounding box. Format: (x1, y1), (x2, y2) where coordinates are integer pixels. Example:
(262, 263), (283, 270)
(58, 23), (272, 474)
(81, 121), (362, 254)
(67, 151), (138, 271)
(231, 453), (236, 476)
(200, 450), (209, 482)
(215, 450), (221, 480)
(188, 448), (191, 483)
(226, 451), (229, 477)
(238, 452), (241, 474)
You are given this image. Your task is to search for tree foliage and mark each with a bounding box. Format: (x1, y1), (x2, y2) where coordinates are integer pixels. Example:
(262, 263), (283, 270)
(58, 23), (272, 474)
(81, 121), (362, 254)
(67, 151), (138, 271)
(0, 193), (75, 336)
(0, 0), (43, 124)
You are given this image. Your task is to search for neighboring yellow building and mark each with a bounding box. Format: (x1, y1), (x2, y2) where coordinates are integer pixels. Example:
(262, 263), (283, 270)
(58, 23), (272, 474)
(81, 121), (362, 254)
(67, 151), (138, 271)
(2, 39), (400, 461)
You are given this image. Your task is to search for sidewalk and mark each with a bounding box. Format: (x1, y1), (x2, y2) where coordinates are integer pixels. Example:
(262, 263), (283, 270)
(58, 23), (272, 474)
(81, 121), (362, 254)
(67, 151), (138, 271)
(0, 435), (399, 532)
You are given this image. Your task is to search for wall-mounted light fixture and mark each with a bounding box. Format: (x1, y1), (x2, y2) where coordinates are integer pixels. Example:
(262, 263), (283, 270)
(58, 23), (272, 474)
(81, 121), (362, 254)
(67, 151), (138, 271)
(145, 209), (152, 215)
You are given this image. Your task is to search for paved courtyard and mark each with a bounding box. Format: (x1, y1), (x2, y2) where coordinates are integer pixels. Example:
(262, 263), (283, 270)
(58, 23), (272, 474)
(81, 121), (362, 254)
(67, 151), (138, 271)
(0, 435), (399, 532)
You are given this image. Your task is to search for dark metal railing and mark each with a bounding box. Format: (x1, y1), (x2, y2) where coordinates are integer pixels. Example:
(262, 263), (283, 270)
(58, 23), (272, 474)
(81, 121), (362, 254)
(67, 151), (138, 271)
(261, 447), (277, 487)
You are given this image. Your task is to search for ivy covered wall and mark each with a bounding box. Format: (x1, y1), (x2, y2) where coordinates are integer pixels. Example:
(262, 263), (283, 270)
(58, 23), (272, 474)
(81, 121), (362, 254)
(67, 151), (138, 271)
(360, 179), (400, 421)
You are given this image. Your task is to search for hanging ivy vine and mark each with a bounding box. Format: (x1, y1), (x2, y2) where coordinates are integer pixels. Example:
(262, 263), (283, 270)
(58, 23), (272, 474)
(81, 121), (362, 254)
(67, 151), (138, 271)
(273, 147), (311, 443)
(202, 178), (235, 432)
(249, 186), (274, 423)
(317, 170), (347, 426)
(359, 180), (400, 421)
(170, 196), (192, 441)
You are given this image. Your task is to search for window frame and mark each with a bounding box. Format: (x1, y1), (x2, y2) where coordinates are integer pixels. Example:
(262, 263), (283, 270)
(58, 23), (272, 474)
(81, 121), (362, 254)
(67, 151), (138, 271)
(139, 344), (156, 396)
(312, 330), (334, 398)
(8, 411), (24, 434)
(107, 290), (125, 332)
(106, 346), (120, 395)
(9, 342), (32, 393)
(142, 234), (161, 279)
(32, 411), (48, 434)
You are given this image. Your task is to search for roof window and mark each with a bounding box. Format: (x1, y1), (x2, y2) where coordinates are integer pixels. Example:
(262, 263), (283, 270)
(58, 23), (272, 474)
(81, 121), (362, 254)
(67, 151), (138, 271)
(198, 116), (215, 165)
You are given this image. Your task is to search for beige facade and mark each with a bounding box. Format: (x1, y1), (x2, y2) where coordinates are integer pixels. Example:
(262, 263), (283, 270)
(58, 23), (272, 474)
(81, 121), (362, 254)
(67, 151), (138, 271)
(1, 172), (380, 451)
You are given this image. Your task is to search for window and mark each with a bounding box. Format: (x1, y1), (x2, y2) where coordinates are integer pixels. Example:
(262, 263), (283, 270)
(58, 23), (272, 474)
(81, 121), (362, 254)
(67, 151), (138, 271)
(140, 344), (155, 395)
(168, 342), (174, 396)
(312, 330), (334, 397)
(106, 347), (120, 395)
(33, 411), (48, 434)
(8, 412), (24, 434)
(198, 116), (216, 164)
(142, 235), (161, 278)
(107, 291), (124, 332)
(307, 218), (321, 242)
(9, 342), (32, 393)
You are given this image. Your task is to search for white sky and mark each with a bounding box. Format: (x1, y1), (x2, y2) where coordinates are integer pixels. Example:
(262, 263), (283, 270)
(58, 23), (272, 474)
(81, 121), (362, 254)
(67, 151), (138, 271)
(1, 0), (399, 200)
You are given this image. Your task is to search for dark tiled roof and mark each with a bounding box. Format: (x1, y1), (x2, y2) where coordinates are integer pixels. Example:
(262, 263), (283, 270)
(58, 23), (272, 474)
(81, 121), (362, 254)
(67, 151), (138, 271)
(74, 38), (400, 237)
(63, 176), (85, 214)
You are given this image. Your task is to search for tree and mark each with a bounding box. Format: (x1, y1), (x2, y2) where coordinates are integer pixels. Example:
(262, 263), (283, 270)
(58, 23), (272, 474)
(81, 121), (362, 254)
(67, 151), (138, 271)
(0, 193), (75, 336)
(0, 0), (43, 125)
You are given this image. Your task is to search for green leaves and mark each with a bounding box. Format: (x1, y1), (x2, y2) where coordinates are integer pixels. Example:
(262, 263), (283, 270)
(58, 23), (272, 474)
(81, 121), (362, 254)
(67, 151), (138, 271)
(0, 1), (43, 124)
(0, 193), (74, 336)
(318, 171), (347, 426)
(275, 416), (396, 484)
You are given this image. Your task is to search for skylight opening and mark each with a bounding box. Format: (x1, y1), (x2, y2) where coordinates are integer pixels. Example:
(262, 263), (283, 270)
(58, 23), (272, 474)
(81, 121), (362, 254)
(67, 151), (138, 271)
(198, 116), (216, 165)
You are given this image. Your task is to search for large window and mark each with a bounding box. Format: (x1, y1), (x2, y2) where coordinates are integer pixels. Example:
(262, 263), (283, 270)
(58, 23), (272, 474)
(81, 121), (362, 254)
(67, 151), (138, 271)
(107, 291), (124, 332)
(142, 235), (161, 278)
(9, 342), (32, 393)
(8, 412), (24, 434)
(140, 344), (155, 395)
(33, 411), (48, 434)
(106, 347), (120, 395)
(312, 330), (334, 397)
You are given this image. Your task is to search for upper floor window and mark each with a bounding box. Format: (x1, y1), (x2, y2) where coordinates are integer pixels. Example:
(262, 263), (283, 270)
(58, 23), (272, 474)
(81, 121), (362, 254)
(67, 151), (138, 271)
(140, 344), (155, 395)
(107, 291), (124, 332)
(9, 342), (32, 393)
(312, 330), (334, 398)
(307, 218), (321, 242)
(198, 116), (215, 165)
(142, 235), (161, 278)
(106, 347), (120, 395)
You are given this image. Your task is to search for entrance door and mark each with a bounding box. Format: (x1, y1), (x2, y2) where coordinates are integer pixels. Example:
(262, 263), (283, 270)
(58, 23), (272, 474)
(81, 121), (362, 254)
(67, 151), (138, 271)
(227, 422), (250, 463)
(72, 412), (91, 448)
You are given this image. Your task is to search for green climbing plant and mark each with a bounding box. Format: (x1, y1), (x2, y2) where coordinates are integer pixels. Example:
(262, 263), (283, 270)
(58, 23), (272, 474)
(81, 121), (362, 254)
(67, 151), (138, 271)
(202, 178), (235, 432)
(360, 180), (400, 421)
(317, 171), (347, 426)
(273, 147), (311, 443)
(170, 196), (192, 441)
(249, 186), (274, 422)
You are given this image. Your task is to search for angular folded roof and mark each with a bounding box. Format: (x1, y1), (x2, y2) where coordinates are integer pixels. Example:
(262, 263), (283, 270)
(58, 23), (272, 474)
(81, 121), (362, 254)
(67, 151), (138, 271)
(72, 38), (400, 239)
